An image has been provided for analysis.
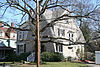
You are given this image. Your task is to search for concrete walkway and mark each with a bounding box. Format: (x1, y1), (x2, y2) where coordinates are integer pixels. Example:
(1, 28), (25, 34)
(87, 64), (100, 67)
(0, 65), (10, 67)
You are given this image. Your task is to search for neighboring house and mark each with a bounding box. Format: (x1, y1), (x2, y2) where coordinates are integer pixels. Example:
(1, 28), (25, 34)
(0, 21), (17, 60)
(16, 9), (85, 58)
(16, 21), (34, 54)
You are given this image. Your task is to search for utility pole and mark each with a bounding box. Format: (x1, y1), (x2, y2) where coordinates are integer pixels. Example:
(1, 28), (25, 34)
(36, 0), (40, 67)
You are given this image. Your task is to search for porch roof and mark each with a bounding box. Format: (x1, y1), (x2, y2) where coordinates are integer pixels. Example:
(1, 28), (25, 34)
(0, 46), (15, 50)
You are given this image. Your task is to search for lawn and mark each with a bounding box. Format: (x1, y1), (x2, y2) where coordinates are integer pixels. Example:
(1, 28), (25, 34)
(10, 62), (87, 67)
(0, 62), (13, 65)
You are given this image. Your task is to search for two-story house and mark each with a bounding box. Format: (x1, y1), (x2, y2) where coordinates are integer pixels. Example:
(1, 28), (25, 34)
(0, 21), (17, 60)
(16, 9), (85, 58)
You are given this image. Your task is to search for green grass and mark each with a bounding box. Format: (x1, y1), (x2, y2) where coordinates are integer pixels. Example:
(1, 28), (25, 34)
(10, 62), (87, 67)
(39, 62), (87, 67)
(0, 62), (13, 65)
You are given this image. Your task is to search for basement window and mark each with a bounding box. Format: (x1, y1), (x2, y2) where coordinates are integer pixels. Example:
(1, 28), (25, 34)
(68, 47), (73, 49)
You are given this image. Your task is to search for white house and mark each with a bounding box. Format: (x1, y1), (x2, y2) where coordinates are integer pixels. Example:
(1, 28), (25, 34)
(16, 9), (85, 58)
(0, 22), (17, 60)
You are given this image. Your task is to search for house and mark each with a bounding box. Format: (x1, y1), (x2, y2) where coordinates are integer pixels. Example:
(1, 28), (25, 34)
(0, 21), (17, 60)
(16, 9), (85, 59)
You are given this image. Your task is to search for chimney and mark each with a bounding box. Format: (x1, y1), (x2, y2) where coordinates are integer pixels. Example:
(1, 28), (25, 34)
(0, 21), (2, 27)
(11, 22), (14, 27)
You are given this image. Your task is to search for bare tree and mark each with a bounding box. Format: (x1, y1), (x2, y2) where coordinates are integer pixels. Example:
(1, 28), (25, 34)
(0, 0), (100, 66)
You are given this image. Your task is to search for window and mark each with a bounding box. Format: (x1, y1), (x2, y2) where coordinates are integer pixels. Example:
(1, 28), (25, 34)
(56, 44), (63, 52)
(13, 34), (15, 37)
(62, 30), (65, 36)
(58, 28), (65, 37)
(68, 33), (74, 45)
(58, 28), (60, 36)
(74, 46), (76, 49)
(78, 46), (80, 49)
(66, 20), (69, 24)
(24, 44), (26, 52)
(18, 45), (24, 53)
(72, 34), (73, 37)
(0, 31), (2, 36)
(19, 31), (25, 40)
(17, 44), (26, 53)
(72, 49), (74, 52)
(19, 32), (22, 39)
(17, 45), (19, 53)
(23, 32), (24, 39)
(69, 33), (70, 38)
(68, 47), (73, 49)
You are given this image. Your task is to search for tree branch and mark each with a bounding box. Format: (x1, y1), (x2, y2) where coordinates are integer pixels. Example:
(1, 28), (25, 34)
(2, 21), (31, 31)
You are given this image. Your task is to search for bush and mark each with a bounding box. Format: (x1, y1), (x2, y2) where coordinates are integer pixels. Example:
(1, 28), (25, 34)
(41, 52), (52, 62)
(53, 52), (64, 62)
(5, 52), (31, 62)
(84, 52), (95, 61)
(67, 56), (72, 61)
(41, 52), (64, 62)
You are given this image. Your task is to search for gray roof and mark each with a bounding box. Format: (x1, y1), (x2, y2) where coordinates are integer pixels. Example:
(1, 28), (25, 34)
(52, 8), (65, 19)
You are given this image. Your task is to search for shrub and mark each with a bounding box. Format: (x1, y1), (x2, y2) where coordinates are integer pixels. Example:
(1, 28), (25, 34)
(41, 52), (64, 62)
(41, 52), (52, 62)
(84, 52), (95, 61)
(53, 52), (64, 62)
(67, 56), (72, 61)
(5, 52), (31, 62)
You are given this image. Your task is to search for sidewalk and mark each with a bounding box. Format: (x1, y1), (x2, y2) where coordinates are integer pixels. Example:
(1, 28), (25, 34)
(0, 63), (23, 67)
(0, 65), (10, 67)
(87, 64), (100, 67)
(11, 64), (35, 67)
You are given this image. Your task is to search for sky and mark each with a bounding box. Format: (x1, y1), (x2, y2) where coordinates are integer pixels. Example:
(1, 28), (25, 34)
(0, 0), (34, 27)
(0, 0), (99, 27)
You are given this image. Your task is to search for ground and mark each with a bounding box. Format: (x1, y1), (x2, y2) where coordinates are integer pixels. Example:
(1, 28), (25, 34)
(10, 62), (87, 67)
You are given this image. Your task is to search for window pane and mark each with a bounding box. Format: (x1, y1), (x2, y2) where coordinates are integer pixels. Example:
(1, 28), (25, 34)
(24, 44), (26, 52)
(58, 28), (60, 36)
(62, 30), (65, 36)
(56, 44), (58, 52)
(61, 45), (63, 52)
(69, 33), (70, 37)
(19, 45), (24, 53)
(72, 34), (73, 37)
(59, 45), (61, 52)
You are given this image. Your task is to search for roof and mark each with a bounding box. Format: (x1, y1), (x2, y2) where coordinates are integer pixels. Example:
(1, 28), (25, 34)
(6, 28), (16, 33)
(0, 26), (16, 39)
(92, 36), (100, 40)
(52, 8), (65, 19)
(0, 41), (6, 47)
(0, 46), (15, 50)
